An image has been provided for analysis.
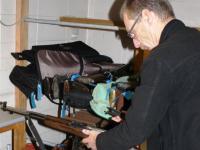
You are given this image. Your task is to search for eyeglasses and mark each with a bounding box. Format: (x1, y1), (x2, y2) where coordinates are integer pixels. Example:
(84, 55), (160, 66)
(127, 14), (141, 39)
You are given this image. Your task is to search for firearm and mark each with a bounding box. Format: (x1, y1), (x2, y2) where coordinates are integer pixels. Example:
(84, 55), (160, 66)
(76, 63), (131, 84)
(0, 101), (104, 138)
(0, 102), (142, 150)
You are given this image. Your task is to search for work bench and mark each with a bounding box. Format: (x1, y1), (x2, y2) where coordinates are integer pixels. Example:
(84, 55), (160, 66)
(0, 109), (25, 150)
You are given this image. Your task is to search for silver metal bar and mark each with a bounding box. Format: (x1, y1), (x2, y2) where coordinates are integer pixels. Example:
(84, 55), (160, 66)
(24, 17), (125, 31)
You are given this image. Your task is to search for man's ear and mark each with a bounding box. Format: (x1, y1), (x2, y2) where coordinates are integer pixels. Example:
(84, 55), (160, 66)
(141, 9), (154, 25)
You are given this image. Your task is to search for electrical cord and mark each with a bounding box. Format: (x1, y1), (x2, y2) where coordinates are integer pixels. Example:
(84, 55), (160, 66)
(0, 19), (22, 27)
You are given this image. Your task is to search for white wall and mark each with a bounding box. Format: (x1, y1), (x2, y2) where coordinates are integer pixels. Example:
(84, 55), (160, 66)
(28, 0), (69, 47)
(86, 0), (133, 64)
(0, 0), (16, 103)
(170, 0), (200, 27)
(0, 0), (16, 148)
(0, 0), (200, 149)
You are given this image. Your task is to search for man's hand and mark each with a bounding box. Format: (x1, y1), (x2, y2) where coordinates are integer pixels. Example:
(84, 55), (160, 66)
(81, 115), (122, 150)
(112, 115), (122, 122)
(82, 129), (103, 150)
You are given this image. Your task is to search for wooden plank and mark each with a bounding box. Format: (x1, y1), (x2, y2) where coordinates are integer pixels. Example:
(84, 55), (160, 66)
(0, 124), (16, 132)
(0, 121), (25, 150)
(15, 0), (28, 110)
(15, 0), (28, 149)
(13, 121), (26, 150)
(60, 16), (125, 29)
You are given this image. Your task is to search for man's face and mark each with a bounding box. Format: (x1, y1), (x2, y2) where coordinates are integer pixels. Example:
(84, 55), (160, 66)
(123, 11), (159, 51)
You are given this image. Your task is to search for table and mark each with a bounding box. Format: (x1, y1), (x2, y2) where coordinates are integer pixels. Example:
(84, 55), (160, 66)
(0, 109), (25, 150)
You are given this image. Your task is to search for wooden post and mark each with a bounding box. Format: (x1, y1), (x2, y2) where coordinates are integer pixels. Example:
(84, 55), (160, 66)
(12, 121), (26, 150)
(133, 49), (150, 73)
(16, 0), (28, 109)
(15, 0), (29, 149)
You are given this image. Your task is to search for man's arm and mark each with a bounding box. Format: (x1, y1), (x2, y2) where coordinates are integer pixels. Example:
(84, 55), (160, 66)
(96, 58), (173, 150)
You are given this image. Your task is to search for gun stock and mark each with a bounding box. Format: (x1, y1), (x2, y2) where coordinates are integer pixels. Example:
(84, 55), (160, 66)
(38, 115), (88, 138)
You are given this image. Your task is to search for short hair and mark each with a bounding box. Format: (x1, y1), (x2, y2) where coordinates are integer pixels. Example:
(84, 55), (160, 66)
(120, 0), (175, 21)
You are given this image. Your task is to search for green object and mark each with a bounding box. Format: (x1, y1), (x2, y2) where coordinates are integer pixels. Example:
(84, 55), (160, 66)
(90, 76), (134, 120)
(90, 83), (112, 120)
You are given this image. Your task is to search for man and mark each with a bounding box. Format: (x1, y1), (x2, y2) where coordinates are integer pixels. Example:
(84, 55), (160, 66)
(82, 0), (200, 149)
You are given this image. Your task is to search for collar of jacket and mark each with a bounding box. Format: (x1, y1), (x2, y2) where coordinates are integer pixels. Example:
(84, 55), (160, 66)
(159, 19), (186, 44)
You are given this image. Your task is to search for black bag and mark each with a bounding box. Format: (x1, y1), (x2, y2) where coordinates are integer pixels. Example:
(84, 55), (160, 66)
(9, 41), (123, 108)
(62, 79), (92, 109)
(9, 64), (41, 108)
